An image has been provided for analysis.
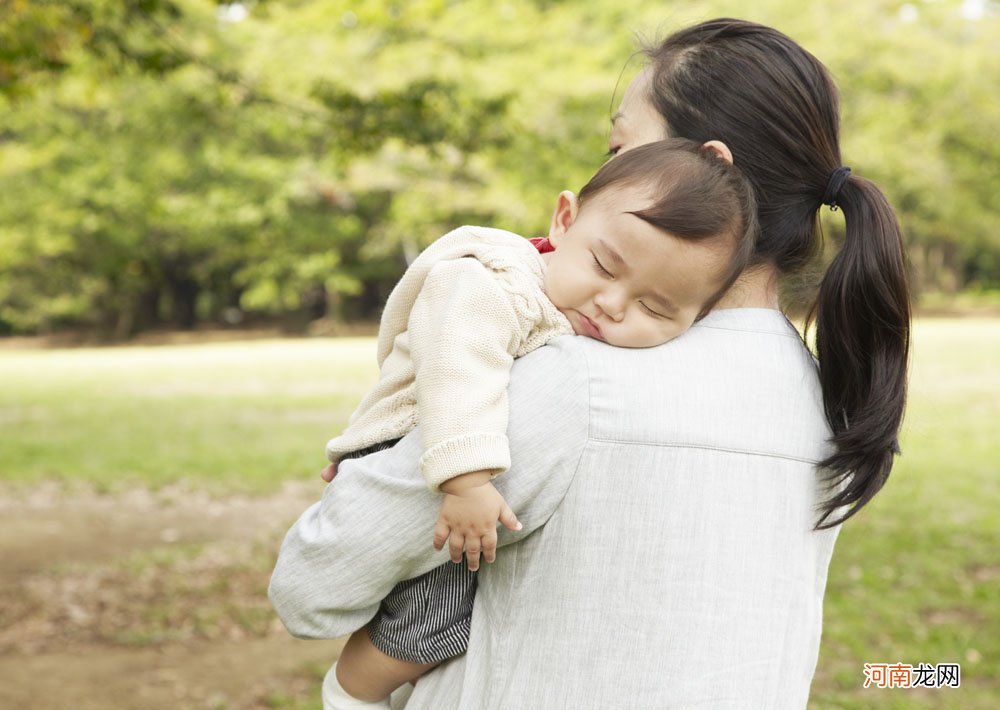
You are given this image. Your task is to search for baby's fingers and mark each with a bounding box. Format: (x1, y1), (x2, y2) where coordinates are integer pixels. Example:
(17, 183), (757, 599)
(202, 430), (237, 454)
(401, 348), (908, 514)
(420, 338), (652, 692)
(448, 531), (465, 564)
(498, 502), (522, 532)
(433, 520), (451, 551)
(483, 529), (498, 564)
(465, 538), (482, 572)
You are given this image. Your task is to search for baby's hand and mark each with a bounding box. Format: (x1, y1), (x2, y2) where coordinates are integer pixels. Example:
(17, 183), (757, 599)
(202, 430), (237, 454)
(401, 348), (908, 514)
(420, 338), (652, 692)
(320, 461), (338, 482)
(434, 473), (521, 572)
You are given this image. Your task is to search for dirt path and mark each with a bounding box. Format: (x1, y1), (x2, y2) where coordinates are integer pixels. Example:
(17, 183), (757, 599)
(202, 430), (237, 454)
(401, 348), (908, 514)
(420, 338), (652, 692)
(0, 482), (344, 709)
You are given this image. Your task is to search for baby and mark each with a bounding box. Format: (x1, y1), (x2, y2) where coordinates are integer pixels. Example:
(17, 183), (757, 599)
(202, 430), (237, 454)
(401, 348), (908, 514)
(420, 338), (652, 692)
(319, 138), (757, 709)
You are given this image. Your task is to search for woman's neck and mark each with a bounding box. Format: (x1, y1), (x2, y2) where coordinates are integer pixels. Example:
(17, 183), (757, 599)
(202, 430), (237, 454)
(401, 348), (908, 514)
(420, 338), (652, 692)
(714, 263), (781, 310)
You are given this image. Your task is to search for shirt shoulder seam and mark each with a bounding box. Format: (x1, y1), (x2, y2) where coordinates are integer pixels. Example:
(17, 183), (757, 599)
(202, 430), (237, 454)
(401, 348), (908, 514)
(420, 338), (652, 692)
(587, 437), (824, 465)
(693, 323), (803, 340)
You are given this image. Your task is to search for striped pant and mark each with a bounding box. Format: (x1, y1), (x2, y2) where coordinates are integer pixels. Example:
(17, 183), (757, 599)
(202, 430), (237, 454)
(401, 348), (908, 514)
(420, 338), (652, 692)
(340, 439), (478, 664)
(368, 562), (477, 664)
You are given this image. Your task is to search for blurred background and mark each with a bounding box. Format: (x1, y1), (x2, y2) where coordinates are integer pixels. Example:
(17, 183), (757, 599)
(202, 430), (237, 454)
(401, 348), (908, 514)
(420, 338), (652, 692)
(0, 1), (997, 708)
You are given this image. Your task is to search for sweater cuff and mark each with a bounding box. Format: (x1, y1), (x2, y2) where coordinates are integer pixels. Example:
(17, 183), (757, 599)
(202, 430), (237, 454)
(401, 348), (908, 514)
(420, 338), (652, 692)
(420, 433), (511, 492)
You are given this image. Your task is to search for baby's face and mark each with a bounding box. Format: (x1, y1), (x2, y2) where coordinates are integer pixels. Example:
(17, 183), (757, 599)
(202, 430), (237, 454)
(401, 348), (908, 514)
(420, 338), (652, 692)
(543, 188), (729, 349)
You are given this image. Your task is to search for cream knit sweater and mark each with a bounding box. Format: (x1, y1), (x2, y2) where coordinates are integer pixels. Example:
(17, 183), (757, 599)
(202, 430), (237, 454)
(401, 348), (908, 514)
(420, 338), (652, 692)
(325, 226), (574, 491)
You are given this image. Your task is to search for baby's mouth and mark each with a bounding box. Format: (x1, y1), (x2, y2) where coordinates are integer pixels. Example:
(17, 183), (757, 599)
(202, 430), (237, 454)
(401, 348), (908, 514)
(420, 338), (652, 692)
(577, 312), (604, 341)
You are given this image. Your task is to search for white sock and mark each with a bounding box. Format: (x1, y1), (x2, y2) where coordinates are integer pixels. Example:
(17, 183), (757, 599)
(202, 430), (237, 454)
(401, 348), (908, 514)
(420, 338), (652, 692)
(322, 662), (391, 710)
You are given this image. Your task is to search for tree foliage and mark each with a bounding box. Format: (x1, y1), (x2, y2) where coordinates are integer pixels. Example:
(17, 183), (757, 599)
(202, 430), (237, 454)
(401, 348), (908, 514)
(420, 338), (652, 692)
(1, 0), (998, 337)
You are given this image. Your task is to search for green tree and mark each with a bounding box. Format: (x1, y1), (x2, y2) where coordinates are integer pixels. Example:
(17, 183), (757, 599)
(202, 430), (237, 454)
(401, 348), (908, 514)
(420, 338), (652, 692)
(1, 0), (998, 337)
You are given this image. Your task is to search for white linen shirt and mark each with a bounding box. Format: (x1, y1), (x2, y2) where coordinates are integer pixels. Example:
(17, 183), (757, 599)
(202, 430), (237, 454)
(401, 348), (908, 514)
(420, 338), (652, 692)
(325, 225), (572, 491)
(270, 308), (842, 709)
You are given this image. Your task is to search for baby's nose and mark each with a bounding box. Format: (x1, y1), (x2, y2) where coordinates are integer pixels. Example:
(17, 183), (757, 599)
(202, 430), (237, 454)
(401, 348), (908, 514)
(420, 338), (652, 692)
(595, 292), (626, 321)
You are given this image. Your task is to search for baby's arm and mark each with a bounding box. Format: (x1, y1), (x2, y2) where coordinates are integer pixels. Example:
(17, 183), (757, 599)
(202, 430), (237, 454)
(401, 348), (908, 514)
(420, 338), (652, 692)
(408, 257), (527, 567)
(408, 258), (519, 488)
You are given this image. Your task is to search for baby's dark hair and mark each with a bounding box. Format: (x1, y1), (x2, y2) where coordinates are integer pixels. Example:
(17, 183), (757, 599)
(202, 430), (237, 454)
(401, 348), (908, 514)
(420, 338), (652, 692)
(577, 138), (758, 316)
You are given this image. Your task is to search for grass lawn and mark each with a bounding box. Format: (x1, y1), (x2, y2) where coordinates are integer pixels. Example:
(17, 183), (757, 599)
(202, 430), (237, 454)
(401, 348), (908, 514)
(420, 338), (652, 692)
(809, 318), (1000, 708)
(1, 318), (997, 706)
(0, 337), (379, 492)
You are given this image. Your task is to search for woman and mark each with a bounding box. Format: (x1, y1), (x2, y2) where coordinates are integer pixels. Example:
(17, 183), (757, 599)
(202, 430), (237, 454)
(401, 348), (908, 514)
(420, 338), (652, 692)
(269, 18), (910, 708)
(614, 20), (910, 528)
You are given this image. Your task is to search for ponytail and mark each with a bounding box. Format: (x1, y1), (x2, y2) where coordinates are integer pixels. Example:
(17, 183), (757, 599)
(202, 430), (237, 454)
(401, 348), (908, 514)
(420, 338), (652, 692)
(809, 176), (911, 529)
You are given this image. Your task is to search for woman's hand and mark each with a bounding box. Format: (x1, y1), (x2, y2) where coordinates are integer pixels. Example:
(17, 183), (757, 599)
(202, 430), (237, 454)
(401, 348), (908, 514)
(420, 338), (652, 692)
(434, 472), (521, 571)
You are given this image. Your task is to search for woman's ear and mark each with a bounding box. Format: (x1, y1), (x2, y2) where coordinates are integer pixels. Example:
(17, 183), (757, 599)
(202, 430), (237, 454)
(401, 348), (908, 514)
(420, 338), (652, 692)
(703, 140), (734, 165)
(547, 190), (578, 246)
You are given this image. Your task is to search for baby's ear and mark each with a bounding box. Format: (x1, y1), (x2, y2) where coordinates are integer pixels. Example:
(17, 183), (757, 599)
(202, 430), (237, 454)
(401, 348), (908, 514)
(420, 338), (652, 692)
(547, 191), (578, 246)
(702, 140), (734, 165)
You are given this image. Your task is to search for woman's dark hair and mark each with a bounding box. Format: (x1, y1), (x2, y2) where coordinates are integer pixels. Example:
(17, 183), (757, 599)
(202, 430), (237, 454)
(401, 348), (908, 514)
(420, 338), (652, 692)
(645, 19), (911, 529)
(577, 138), (758, 315)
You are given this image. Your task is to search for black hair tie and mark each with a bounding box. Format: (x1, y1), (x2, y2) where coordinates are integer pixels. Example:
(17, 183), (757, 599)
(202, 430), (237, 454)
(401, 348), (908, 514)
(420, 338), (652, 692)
(822, 166), (851, 210)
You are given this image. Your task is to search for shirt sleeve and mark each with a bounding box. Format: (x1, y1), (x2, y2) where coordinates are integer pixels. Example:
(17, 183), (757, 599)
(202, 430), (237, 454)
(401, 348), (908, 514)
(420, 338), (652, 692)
(267, 336), (589, 640)
(407, 257), (521, 491)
